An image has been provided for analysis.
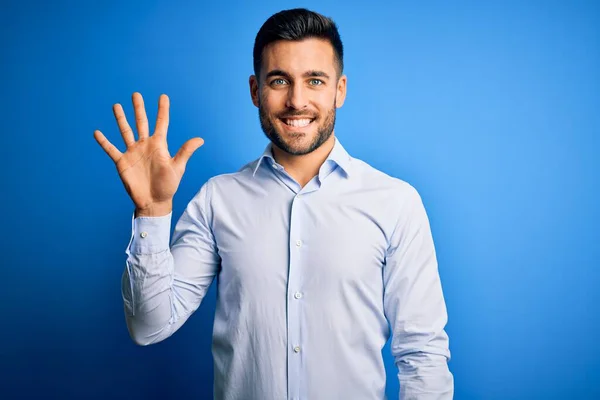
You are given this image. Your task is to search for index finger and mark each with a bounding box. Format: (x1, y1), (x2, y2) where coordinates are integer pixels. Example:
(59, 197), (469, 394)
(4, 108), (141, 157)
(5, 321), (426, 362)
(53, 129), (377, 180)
(153, 94), (170, 138)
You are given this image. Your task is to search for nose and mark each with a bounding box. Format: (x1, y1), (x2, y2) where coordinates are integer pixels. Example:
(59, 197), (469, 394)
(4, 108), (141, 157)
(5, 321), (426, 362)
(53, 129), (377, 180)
(285, 82), (308, 110)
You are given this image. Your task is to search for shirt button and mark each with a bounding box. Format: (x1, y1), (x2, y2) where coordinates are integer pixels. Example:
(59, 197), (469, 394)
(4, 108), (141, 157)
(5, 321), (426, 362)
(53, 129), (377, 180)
(293, 346), (301, 353)
(140, 232), (148, 238)
(295, 239), (302, 247)
(294, 292), (302, 299)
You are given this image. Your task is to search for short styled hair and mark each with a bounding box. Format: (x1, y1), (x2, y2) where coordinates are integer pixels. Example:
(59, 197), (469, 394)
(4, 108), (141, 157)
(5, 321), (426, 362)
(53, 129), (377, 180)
(253, 8), (344, 78)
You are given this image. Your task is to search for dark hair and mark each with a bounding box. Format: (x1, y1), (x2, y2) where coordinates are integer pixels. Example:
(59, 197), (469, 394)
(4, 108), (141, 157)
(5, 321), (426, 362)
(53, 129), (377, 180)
(253, 8), (344, 78)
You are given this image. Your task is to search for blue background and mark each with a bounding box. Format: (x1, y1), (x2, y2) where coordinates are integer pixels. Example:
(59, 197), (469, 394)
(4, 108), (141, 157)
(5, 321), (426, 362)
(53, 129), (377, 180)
(1, 0), (598, 399)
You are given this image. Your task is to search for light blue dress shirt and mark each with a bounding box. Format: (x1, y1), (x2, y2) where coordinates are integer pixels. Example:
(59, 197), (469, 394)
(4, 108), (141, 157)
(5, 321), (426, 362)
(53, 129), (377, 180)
(122, 137), (453, 400)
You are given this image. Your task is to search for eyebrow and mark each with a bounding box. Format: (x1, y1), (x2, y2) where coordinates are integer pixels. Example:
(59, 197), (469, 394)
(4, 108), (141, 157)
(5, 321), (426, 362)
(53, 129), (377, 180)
(265, 69), (331, 80)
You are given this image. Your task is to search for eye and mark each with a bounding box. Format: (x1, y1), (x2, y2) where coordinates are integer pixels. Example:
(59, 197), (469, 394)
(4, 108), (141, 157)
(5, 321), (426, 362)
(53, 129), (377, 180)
(271, 78), (288, 86)
(309, 79), (324, 86)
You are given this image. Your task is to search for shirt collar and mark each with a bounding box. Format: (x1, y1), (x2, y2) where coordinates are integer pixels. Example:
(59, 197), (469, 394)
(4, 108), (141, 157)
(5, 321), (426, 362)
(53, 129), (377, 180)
(252, 137), (353, 177)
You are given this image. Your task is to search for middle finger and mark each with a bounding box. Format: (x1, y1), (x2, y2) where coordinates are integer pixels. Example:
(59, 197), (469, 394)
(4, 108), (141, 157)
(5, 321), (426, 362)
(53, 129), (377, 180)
(132, 92), (149, 140)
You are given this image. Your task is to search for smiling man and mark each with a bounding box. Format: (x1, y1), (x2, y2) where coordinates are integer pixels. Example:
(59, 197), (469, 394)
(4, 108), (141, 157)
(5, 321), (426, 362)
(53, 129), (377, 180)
(94, 8), (453, 400)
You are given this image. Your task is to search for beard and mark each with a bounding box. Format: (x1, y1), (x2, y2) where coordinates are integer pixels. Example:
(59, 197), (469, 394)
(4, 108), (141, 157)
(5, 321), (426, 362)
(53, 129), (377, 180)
(258, 100), (336, 156)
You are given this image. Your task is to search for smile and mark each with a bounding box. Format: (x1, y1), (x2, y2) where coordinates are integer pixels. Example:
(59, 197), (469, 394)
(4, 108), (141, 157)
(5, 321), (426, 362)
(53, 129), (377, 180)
(280, 118), (315, 128)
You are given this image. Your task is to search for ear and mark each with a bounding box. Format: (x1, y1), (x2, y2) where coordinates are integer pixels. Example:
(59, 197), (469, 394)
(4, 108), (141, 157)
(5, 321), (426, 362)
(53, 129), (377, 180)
(249, 75), (260, 108)
(335, 74), (347, 108)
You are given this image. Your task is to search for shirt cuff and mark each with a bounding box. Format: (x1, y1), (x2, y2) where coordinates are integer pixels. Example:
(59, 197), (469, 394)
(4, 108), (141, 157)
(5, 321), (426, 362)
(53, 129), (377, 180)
(125, 211), (172, 255)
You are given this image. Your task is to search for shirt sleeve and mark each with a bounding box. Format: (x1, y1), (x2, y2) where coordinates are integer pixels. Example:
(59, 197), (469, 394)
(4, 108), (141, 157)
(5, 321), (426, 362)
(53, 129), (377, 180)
(383, 185), (454, 399)
(122, 180), (220, 345)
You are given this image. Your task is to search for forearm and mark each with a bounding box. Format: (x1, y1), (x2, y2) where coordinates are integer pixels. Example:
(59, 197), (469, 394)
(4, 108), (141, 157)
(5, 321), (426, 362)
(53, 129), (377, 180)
(122, 212), (191, 346)
(122, 249), (180, 345)
(122, 185), (221, 345)
(397, 352), (453, 400)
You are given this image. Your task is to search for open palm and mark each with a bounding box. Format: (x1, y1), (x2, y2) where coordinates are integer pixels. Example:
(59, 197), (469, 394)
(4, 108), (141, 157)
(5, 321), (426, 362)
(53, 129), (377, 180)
(94, 92), (204, 216)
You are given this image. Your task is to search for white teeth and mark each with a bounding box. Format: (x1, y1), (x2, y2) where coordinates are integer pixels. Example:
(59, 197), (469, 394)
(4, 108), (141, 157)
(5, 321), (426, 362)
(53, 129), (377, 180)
(285, 119), (312, 127)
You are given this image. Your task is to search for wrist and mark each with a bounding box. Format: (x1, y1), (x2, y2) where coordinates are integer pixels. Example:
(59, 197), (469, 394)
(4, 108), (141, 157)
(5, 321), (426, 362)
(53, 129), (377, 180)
(135, 201), (173, 218)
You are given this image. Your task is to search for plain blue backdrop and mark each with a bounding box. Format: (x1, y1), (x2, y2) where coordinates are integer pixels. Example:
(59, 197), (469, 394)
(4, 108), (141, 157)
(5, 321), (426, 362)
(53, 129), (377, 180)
(1, 0), (598, 399)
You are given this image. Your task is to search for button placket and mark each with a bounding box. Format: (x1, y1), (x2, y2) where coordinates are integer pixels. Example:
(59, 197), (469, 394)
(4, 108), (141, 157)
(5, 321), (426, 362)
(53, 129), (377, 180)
(287, 195), (304, 400)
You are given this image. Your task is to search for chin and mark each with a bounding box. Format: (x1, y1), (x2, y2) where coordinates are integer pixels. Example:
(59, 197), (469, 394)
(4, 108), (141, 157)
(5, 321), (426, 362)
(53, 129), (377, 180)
(280, 131), (332, 156)
(276, 138), (314, 155)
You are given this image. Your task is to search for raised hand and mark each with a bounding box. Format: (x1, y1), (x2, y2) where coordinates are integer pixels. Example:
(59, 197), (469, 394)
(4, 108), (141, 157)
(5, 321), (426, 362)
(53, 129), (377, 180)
(94, 92), (204, 217)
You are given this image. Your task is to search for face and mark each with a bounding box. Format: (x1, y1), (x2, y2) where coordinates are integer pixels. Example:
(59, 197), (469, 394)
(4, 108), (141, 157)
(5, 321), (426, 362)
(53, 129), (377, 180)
(250, 38), (347, 156)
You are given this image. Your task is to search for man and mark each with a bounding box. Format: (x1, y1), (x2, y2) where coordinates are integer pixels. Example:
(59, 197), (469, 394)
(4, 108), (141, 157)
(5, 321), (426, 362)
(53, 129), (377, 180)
(94, 8), (453, 400)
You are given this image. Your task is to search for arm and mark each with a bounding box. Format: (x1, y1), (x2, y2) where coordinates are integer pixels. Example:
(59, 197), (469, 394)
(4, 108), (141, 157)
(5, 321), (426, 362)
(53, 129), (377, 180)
(383, 186), (453, 399)
(93, 92), (209, 345)
(122, 181), (220, 345)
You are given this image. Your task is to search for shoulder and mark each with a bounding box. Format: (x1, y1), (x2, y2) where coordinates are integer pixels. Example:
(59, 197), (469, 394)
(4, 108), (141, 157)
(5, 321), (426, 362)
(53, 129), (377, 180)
(350, 157), (422, 205)
(202, 158), (259, 189)
(348, 157), (431, 244)
(189, 158), (264, 210)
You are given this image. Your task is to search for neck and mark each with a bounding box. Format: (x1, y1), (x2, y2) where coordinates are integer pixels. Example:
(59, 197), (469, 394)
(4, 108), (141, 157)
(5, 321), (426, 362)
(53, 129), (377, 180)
(271, 133), (336, 188)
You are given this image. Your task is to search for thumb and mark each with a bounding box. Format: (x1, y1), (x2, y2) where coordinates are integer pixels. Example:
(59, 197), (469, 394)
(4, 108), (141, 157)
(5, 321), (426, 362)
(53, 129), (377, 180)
(173, 137), (204, 172)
